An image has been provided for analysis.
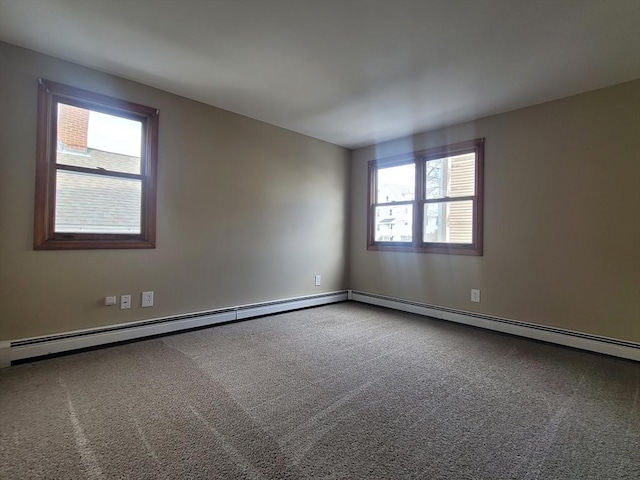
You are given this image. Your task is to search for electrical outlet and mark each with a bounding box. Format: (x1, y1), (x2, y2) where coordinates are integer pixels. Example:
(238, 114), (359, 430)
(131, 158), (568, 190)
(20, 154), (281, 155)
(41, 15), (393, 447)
(314, 275), (321, 286)
(471, 289), (481, 303)
(141, 291), (154, 307)
(104, 296), (116, 306)
(120, 295), (131, 309)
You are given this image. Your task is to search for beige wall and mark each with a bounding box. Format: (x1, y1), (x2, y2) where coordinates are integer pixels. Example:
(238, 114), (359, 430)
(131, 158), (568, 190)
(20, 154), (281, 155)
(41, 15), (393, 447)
(0, 43), (350, 340)
(1, 41), (638, 345)
(350, 80), (640, 343)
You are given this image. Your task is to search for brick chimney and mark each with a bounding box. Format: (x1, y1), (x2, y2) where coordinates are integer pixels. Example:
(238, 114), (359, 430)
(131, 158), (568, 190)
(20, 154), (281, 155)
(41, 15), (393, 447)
(58, 103), (89, 152)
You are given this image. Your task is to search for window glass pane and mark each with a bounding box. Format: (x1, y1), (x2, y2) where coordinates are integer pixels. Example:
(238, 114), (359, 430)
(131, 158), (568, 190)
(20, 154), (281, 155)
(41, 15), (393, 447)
(376, 163), (415, 203)
(374, 204), (413, 242)
(55, 170), (142, 234)
(423, 200), (473, 244)
(425, 153), (475, 199)
(56, 103), (142, 174)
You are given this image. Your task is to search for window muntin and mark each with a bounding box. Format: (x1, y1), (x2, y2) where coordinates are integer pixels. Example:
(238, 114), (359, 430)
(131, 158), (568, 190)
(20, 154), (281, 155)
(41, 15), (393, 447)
(34, 79), (159, 249)
(368, 138), (483, 255)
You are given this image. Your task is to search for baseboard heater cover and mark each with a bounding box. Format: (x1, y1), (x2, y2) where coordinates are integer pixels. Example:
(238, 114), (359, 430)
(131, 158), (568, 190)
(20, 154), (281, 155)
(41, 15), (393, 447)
(4, 291), (348, 366)
(350, 290), (640, 362)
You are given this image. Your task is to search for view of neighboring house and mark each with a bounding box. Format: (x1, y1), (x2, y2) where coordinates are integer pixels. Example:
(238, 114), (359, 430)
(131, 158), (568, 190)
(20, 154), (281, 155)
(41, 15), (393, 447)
(374, 152), (476, 243)
(55, 104), (142, 234)
(375, 183), (414, 242)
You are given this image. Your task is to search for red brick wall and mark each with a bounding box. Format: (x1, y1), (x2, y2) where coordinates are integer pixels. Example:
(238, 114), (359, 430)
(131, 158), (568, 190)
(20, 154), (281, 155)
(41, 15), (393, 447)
(58, 104), (89, 152)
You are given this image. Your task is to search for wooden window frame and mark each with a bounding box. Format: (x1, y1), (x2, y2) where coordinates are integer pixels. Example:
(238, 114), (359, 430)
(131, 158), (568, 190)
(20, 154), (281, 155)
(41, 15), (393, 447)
(34, 79), (159, 250)
(367, 138), (484, 255)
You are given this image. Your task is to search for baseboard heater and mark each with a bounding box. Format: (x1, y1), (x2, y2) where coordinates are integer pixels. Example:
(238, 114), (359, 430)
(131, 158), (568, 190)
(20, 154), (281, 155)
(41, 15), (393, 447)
(350, 290), (640, 362)
(1, 291), (348, 367)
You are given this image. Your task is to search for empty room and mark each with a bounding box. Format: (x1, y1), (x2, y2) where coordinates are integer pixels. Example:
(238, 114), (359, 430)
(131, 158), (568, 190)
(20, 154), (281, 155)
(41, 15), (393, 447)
(0, 1), (638, 479)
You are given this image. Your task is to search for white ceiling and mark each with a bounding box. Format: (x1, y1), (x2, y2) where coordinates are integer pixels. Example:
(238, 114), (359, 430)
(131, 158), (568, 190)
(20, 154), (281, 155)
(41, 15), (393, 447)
(1, 0), (639, 149)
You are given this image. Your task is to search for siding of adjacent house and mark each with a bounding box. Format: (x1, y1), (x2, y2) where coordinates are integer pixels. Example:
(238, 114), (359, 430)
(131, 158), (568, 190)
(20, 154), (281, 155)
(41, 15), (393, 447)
(448, 153), (475, 243)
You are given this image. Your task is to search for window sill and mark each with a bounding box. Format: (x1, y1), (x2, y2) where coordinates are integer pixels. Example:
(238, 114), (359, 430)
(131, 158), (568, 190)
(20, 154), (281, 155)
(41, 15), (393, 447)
(367, 243), (482, 256)
(34, 238), (155, 250)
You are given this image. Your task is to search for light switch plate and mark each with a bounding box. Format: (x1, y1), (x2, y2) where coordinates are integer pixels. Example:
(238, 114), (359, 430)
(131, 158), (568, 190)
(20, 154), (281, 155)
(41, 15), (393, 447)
(120, 295), (131, 309)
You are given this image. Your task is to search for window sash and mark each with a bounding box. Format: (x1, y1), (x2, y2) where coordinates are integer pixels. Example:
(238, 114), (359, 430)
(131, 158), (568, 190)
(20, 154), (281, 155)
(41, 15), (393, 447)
(371, 203), (415, 244)
(54, 169), (144, 233)
(421, 199), (475, 245)
(48, 164), (148, 240)
(55, 99), (145, 175)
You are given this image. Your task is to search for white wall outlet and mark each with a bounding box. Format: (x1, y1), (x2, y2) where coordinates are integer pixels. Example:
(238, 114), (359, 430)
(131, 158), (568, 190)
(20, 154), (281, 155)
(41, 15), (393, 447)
(141, 291), (154, 307)
(104, 296), (116, 306)
(471, 289), (481, 303)
(314, 274), (321, 286)
(120, 294), (131, 309)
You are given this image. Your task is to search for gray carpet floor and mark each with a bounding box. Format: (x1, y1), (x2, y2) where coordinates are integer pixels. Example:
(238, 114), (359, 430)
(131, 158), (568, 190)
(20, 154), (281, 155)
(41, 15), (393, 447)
(1, 302), (638, 479)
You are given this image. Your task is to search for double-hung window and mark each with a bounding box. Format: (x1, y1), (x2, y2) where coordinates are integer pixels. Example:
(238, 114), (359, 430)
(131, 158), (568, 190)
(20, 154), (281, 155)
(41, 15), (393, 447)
(368, 138), (484, 255)
(34, 79), (159, 249)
